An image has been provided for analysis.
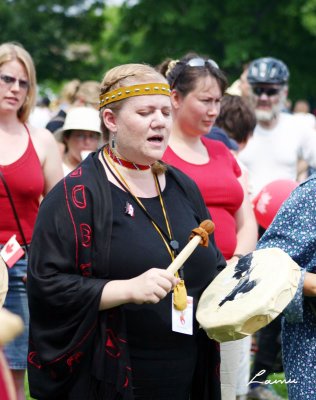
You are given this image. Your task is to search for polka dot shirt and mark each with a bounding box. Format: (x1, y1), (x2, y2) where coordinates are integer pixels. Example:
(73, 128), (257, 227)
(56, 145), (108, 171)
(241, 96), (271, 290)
(257, 175), (316, 399)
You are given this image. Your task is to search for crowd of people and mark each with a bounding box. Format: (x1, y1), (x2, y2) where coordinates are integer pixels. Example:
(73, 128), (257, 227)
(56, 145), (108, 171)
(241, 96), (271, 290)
(0, 41), (316, 400)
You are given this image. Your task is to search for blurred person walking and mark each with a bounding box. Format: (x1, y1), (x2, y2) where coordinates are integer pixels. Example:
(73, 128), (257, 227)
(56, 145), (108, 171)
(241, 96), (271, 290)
(28, 96), (52, 129)
(46, 80), (100, 134)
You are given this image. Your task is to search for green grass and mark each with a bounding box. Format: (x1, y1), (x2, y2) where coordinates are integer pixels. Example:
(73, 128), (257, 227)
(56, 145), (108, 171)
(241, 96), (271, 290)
(25, 374), (34, 400)
(267, 372), (289, 399)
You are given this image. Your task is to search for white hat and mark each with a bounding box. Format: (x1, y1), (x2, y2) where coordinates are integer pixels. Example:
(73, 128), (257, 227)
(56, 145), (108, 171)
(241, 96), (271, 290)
(55, 106), (101, 142)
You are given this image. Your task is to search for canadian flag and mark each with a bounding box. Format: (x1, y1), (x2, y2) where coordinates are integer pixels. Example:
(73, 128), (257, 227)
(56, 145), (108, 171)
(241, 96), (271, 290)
(0, 235), (25, 268)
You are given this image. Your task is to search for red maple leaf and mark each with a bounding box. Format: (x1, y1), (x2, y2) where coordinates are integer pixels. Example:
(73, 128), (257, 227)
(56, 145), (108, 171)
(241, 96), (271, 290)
(5, 244), (13, 254)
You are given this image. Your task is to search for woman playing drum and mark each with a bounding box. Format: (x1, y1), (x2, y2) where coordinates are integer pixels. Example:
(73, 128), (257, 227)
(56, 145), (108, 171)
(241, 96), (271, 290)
(26, 63), (226, 400)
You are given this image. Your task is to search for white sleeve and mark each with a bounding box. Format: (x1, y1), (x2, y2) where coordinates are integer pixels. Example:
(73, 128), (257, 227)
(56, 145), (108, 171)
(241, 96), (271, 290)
(298, 125), (316, 167)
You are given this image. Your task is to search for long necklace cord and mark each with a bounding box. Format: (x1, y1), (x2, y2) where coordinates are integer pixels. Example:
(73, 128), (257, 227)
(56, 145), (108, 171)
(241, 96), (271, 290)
(101, 146), (177, 260)
(101, 146), (188, 310)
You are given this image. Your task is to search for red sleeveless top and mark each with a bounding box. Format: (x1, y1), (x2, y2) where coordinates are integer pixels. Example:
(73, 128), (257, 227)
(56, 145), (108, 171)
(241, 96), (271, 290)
(163, 137), (243, 260)
(0, 125), (44, 244)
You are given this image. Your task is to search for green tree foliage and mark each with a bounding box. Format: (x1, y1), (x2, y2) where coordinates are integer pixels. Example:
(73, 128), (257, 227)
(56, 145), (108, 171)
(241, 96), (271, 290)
(0, 0), (105, 83)
(1, 0), (316, 104)
(104, 0), (316, 103)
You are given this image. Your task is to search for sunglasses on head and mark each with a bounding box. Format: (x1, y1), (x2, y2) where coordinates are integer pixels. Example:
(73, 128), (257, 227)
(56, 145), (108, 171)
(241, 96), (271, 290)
(252, 86), (281, 97)
(171, 57), (219, 89)
(0, 74), (29, 90)
(185, 57), (219, 69)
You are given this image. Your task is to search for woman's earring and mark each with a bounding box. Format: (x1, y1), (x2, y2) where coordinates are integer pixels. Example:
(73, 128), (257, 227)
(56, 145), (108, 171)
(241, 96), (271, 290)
(111, 134), (116, 149)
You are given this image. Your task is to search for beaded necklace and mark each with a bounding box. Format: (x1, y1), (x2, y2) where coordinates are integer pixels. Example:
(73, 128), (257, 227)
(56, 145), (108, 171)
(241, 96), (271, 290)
(107, 145), (151, 171)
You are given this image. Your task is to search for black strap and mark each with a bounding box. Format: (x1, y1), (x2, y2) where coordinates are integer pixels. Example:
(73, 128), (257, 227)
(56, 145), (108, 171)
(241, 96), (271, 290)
(0, 171), (29, 254)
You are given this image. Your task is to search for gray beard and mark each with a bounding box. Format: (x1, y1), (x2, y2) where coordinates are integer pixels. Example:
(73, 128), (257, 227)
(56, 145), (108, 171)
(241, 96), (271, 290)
(255, 100), (284, 122)
(254, 90), (287, 122)
(255, 109), (275, 122)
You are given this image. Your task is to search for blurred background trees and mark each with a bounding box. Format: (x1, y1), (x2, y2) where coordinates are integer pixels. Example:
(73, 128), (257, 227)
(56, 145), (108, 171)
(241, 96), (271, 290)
(1, 0), (316, 105)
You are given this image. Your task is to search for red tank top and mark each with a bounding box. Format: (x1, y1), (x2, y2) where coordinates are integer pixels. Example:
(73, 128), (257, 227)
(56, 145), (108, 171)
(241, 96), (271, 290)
(163, 137), (243, 260)
(0, 125), (44, 244)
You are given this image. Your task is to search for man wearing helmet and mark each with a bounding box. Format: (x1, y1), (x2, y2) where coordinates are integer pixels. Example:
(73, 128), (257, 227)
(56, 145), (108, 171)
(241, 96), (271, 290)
(247, 57), (289, 123)
(239, 57), (316, 199)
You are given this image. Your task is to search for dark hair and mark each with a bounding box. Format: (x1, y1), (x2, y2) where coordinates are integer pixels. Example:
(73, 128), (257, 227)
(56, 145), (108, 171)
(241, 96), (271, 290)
(158, 52), (228, 96)
(215, 95), (256, 144)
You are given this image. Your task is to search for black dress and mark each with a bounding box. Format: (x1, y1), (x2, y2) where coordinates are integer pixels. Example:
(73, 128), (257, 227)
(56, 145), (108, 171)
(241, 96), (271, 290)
(110, 178), (221, 399)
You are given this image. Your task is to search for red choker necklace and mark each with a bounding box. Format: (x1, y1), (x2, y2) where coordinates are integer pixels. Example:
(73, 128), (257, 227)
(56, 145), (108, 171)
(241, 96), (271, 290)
(105, 145), (151, 171)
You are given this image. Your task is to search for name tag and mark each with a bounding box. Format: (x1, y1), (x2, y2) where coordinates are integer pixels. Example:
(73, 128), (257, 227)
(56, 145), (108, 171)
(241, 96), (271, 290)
(172, 295), (193, 335)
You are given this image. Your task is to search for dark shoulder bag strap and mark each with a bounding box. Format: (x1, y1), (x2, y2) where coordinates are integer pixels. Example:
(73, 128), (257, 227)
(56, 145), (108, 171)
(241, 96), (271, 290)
(0, 171), (29, 255)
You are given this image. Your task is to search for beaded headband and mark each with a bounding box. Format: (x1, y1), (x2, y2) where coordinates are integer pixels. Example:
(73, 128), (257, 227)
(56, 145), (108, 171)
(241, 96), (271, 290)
(99, 82), (171, 109)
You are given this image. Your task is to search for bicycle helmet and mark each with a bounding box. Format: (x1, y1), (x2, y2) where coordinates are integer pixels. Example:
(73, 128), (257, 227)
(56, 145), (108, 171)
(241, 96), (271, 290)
(247, 57), (289, 85)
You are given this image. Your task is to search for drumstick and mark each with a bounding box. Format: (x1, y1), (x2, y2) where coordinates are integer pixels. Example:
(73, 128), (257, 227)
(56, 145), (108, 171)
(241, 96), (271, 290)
(167, 219), (215, 275)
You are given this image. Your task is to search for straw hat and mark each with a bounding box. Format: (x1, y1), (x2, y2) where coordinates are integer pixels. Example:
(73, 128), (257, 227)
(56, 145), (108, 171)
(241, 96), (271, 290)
(54, 106), (101, 142)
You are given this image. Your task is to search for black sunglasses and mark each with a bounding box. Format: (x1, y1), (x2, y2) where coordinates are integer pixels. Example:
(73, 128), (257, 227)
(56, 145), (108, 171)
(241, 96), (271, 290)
(252, 87), (281, 97)
(0, 74), (29, 90)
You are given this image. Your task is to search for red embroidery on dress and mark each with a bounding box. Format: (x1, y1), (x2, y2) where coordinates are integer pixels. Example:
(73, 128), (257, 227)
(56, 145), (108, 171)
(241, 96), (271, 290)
(64, 179), (79, 269)
(66, 352), (83, 372)
(70, 167), (82, 177)
(124, 366), (132, 388)
(44, 321), (97, 365)
(80, 223), (92, 247)
(79, 262), (91, 276)
(72, 185), (87, 209)
(28, 351), (42, 369)
(105, 329), (121, 358)
(123, 375), (129, 388)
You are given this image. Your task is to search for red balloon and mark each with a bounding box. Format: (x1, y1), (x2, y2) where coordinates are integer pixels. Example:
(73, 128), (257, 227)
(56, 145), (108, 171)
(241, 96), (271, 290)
(252, 180), (299, 229)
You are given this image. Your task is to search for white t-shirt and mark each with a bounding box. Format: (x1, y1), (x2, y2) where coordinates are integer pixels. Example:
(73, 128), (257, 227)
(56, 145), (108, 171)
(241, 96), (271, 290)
(28, 107), (52, 128)
(238, 112), (316, 198)
(292, 112), (316, 129)
(62, 162), (72, 177)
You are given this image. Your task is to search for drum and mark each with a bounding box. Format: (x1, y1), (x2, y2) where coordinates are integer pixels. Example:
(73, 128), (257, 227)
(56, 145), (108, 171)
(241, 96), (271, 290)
(0, 256), (8, 308)
(196, 248), (301, 343)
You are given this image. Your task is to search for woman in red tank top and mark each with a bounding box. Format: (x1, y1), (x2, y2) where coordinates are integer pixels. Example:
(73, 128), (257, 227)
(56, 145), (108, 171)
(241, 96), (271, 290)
(159, 54), (258, 400)
(0, 42), (63, 399)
